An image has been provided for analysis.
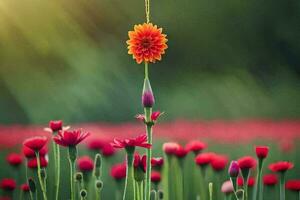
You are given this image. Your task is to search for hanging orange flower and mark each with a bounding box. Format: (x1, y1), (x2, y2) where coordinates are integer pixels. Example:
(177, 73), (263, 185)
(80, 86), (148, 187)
(127, 23), (168, 64)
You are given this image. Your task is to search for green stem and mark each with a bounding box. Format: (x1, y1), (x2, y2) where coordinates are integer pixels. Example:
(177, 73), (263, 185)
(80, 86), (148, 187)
(123, 150), (135, 200)
(254, 158), (263, 200)
(145, 62), (149, 79)
(69, 159), (75, 200)
(25, 160), (34, 200)
(298, 191), (300, 200)
(199, 167), (207, 200)
(55, 144), (60, 200)
(35, 152), (47, 200)
(241, 169), (250, 200)
(145, 107), (153, 200)
(279, 173), (285, 200)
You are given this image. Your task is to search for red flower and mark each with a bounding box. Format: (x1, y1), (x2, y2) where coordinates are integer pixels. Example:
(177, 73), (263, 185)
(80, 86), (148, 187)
(185, 140), (207, 154)
(286, 180), (300, 191)
(228, 161), (240, 177)
(49, 120), (63, 132)
(23, 136), (48, 152)
(0, 197), (11, 200)
(210, 155), (228, 171)
(127, 23), (168, 64)
(6, 153), (22, 166)
(0, 178), (16, 191)
(269, 161), (294, 172)
(110, 163), (127, 180)
(20, 184), (30, 192)
(195, 152), (216, 166)
(237, 156), (256, 169)
(255, 146), (269, 159)
(221, 180), (234, 194)
(151, 171), (161, 183)
(263, 174), (278, 186)
(135, 111), (163, 122)
(27, 156), (48, 168)
(111, 134), (151, 149)
(162, 142), (180, 155)
(53, 129), (90, 147)
(237, 177), (255, 187)
(134, 154), (147, 173)
(101, 143), (116, 157)
(77, 156), (94, 172)
(87, 139), (105, 150)
(175, 145), (188, 158)
(151, 157), (164, 167)
(23, 145), (48, 159)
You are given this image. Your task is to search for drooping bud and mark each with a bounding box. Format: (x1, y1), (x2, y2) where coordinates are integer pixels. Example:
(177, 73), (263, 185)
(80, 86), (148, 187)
(142, 78), (155, 108)
(28, 178), (36, 193)
(93, 154), (102, 179)
(228, 161), (240, 177)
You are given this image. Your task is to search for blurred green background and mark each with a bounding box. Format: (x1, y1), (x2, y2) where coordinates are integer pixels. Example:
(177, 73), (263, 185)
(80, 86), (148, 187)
(0, 0), (299, 124)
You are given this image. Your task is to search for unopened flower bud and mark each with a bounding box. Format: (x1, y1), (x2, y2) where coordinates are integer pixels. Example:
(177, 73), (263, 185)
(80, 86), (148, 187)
(93, 154), (102, 179)
(228, 161), (240, 177)
(28, 178), (36, 193)
(158, 190), (163, 200)
(80, 189), (87, 198)
(95, 180), (103, 190)
(40, 168), (47, 179)
(142, 79), (155, 108)
(150, 190), (157, 200)
(75, 172), (83, 182)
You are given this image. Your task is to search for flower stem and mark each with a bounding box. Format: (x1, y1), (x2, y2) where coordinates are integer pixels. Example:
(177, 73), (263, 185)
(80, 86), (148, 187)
(145, 107), (153, 200)
(241, 169), (250, 200)
(279, 173), (285, 200)
(55, 144), (61, 200)
(35, 152), (47, 200)
(69, 159), (75, 200)
(254, 158), (263, 200)
(123, 149), (135, 200)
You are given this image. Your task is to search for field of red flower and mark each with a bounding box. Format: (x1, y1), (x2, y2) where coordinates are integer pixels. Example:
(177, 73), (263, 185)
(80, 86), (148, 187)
(0, 120), (299, 200)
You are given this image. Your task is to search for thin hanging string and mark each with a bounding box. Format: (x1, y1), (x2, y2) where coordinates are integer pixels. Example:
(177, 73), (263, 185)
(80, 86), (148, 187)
(145, 0), (150, 23)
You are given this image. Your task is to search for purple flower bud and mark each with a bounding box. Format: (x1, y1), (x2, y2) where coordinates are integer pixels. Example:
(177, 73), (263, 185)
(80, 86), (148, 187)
(142, 79), (155, 107)
(228, 161), (240, 177)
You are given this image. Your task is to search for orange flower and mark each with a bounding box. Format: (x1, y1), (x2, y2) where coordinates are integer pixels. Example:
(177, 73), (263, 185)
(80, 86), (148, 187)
(127, 23), (168, 64)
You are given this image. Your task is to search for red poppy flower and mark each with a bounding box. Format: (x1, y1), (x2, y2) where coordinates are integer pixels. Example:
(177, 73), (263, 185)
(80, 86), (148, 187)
(101, 143), (116, 157)
(185, 140), (207, 154)
(237, 177), (255, 187)
(211, 155), (228, 171)
(175, 145), (188, 158)
(237, 156), (256, 169)
(135, 111), (163, 122)
(269, 161), (294, 172)
(6, 153), (22, 166)
(49, 120), (63, 132)
(0, 178), (16, 191)
(77, 156), (94, 172)
(151, 171), (161, 183)
(20, 184), (30, 192)
(134, 154), (147, 173)
(23, 145), (48, 159)
(87, 139), (105, 150)
(195, 152), (216, 166)
(53, 129), (90, 147)
(111, 134), (151, 149)
(228, 161), (240, 177)
(27, 156), (48, 168)
(255, 146), (269, 159)
(151, 157), (164, 167)
(23, 136), (48, 152)
(162, 142), (180, 155)
(263, 174), (278, 186)
(221, 180), (234, 194)
(110, 163), (127, 180)
(285, 180), (300, 191)
(127, 23), (168, 64)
